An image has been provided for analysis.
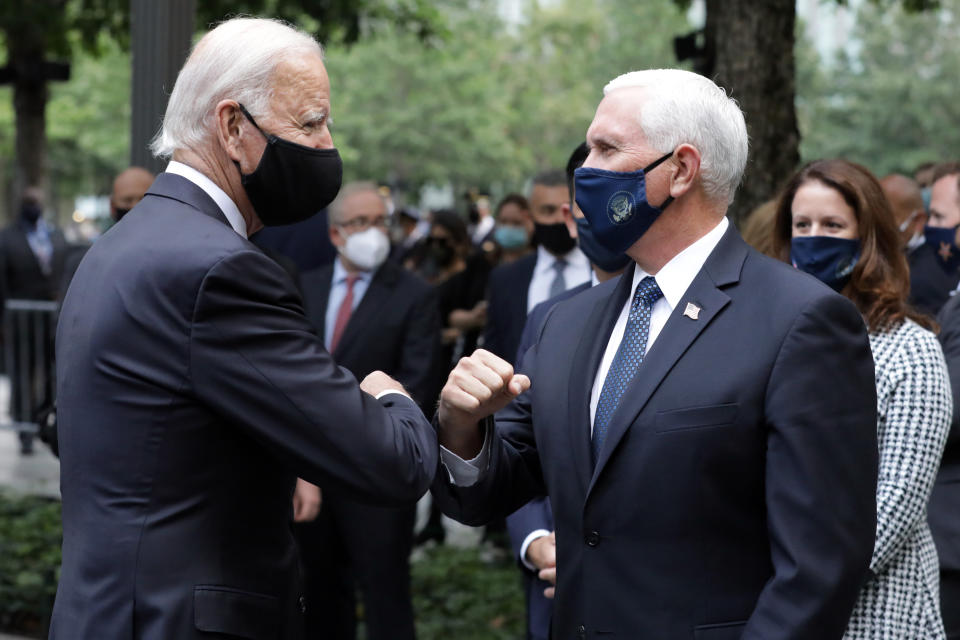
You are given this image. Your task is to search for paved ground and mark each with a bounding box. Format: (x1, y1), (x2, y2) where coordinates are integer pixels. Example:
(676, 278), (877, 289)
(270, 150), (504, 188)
(0, 375), (60, 498)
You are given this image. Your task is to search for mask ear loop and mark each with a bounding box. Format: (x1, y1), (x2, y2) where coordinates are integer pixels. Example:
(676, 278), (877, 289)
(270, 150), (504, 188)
(643, 151), (676, 211)
(237, 103), (269, 139)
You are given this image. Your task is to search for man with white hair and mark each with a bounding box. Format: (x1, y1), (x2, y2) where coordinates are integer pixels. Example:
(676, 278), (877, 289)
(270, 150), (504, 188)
(51, 18), (437, 640)
(431, 69), (879, 638)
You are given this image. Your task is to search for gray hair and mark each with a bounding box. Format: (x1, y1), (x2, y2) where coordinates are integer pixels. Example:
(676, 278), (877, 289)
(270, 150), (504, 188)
(150, 17), (323, 158)
(328, 181), (382, 227)
(603, 69), (749, 206)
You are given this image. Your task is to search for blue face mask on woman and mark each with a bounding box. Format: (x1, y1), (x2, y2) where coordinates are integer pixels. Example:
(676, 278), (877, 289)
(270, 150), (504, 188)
(493, 225), (529, 250)
(791, 236), (861, 292)
(573, 151), (674, 254)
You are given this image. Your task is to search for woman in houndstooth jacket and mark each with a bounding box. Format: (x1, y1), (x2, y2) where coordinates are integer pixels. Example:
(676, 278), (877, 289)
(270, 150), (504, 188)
(774, 159), (952, 639)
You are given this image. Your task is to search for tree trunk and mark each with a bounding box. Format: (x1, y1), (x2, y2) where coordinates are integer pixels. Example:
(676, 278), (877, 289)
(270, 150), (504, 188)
(8, 28), (50, 201)
(704, 0), (799, 226)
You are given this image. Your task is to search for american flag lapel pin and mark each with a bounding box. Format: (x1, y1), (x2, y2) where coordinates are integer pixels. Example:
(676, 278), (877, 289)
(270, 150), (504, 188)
(683, 302), (701, 320)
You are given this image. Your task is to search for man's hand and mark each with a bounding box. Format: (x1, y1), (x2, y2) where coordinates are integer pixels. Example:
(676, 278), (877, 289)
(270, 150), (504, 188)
(528, 532), (557, 599)
(360, 371), (409, 399)
(292, 478), (321, 522)
(438, 349), (530, 458)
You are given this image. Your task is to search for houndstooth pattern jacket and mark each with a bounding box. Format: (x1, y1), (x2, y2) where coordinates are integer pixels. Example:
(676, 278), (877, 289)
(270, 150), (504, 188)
(845, 318), (952, 639)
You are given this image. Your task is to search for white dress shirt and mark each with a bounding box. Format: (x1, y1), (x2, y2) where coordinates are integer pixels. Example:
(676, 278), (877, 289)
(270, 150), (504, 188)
(588, 217), (728, 431)
(527, 245), (592, 312)
(439, 216), (730, 486)
(166, 161), (248, 237)
(324, 258), (374, 351)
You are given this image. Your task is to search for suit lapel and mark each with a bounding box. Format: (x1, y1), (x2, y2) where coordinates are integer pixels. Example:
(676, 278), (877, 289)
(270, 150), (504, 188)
(587, 224), (749, 493)
(519, 254), (536, 320)
(567, 270), (634, 495)
(333, 263), (397, 358)
(311, 268), (334, 344)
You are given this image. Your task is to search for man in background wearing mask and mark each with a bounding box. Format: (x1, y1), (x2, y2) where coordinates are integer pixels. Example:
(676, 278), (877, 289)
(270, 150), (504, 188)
(505, 141), (630, 640)
(51, 18), (438, 640)
(880, 173), (956, 316)
(295, 181), (443, 640)
(432, 69), (878, 638)
(483, 169), (591, 365)
(0, 186), (68, 454)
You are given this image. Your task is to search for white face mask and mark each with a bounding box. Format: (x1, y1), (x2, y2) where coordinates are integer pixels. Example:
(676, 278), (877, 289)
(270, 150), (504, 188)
(339, 227), (390, 271)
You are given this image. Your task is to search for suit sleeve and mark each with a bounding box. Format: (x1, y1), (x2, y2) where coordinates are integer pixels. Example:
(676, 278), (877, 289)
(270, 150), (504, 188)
(742, 293), (879, 640)
(506, 497), (552, 568)
(938, 298), (960, 450)
(189, 249), (439, 507)
(394, 284), (444, 411)
(431, 326), (546, 526)
(870, 329), (951, 573)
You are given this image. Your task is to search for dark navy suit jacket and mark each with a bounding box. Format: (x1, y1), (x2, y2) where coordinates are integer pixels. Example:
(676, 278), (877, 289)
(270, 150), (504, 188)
(434, 225), (879, 639)
(51, 173), (438, 640)
(909, 241), (960, 317)
(483, 253), (537, 365)
(506, 280), (590, 640)
(300, 260), (444, 412)
(932, 294), (960, 572)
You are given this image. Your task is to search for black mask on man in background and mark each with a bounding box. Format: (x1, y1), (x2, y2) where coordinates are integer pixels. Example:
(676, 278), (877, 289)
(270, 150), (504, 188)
(20, 202), (42, 226)
(533, 221), (576, 256)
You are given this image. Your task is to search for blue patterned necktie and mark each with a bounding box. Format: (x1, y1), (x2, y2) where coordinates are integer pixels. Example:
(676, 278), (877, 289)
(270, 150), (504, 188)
(592, 276), (663, 463)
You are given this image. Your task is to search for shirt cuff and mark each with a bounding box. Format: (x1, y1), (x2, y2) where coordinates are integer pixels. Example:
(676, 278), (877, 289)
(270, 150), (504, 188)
(375, 389), (412, 401)
(519, 529), (551, 571)
(439, 417), (493, 487)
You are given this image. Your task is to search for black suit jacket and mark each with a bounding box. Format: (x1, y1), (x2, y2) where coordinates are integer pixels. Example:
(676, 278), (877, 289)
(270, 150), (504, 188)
(434, 225), (879, 639)
(483, 253), (536, 364)
(909, 241), (960, 317)
(300, 260), (443, 410)
(0, 220), (69, 303)
(932, 294), (960, 571)
(51, 173), (438, 640)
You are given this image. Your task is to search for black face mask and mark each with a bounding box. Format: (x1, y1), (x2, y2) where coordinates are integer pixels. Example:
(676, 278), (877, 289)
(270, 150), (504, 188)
(534, 221), (576, 256)
(427, 237), (455, 267)
(113, 207), (130, 221)
(235, 103), (342, 227)
(20, 202), (42, 225)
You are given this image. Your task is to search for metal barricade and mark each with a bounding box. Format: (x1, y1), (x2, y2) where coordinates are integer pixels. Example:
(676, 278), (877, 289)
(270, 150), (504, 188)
(2, 299), (59, 435)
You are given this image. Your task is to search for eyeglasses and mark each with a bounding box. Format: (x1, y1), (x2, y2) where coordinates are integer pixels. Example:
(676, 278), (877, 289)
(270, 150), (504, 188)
(339, 215), (389, 231)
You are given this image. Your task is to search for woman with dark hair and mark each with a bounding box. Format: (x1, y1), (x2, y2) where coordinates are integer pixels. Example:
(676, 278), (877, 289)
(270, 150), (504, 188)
(773, 159), (952, 639)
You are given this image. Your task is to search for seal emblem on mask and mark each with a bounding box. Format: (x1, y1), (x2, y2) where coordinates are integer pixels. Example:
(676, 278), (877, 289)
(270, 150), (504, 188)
(607, 191), (635, 224)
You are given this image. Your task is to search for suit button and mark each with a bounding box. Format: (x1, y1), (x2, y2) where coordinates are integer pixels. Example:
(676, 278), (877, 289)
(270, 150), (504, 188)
(585, 530), (600, 547)
(299, 595), (306, 613)
(577, 623), (587, 638)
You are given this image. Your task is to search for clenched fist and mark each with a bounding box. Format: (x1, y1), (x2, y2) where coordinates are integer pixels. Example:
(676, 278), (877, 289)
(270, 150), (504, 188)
(438, 349), (531, 458)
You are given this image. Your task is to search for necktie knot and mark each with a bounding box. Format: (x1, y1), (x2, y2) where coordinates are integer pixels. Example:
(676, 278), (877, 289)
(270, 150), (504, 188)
(345, 274), (359, 289)
(633, 276), (663, 310)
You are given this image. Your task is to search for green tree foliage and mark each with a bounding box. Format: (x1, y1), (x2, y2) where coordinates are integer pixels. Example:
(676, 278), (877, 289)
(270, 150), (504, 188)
(326, 0), (689, 198)
(797, 0), (960, 175)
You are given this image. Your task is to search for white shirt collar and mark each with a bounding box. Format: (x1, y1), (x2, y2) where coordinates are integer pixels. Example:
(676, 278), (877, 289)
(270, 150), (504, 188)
(333, 256), (374, 284)
(535, 244), (589, 274)
(165, 161), (248, 237)
(632, 216), (729, 310)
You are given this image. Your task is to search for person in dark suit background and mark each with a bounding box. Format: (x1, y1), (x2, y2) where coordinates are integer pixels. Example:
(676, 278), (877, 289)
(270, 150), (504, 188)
(295, 181), (443, 640)
(482, 169), (591, 365)
(251, 208), (337, 274)
(506, 141), (631, 640)
(880, 172), (958, 317)
(51, 18), (437, 640)
(912, 163), (960, 315)
(0, 186), (69, 454)
(935, 295), (960, 639)
(433, 69), (879, 639)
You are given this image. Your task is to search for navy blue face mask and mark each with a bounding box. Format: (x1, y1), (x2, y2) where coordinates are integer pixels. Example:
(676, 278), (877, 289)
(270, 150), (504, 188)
(791, 236), (860, 292)
(573, 151), (674, 254)
(924, 225), (960, 274)
(575, 216), (631, 273)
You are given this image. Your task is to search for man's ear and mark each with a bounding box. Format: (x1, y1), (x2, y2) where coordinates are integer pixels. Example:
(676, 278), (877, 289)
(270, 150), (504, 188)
(329, 224), (345, 248)
(669, 143), (702, 200)
(912, 209), (928, 236)
(215, 100), (246, 165)
(561, 202), (577, 238)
